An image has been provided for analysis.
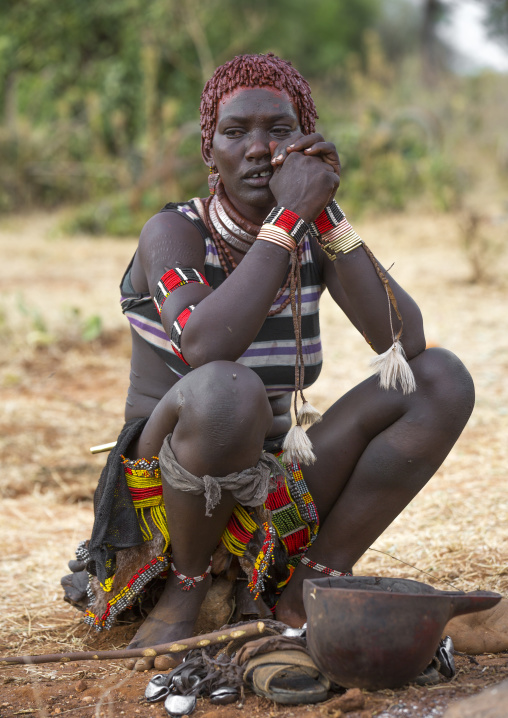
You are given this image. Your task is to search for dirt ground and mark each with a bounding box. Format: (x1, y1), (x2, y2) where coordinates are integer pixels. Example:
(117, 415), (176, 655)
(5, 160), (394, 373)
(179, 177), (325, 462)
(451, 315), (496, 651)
(0, 209), (507, 716)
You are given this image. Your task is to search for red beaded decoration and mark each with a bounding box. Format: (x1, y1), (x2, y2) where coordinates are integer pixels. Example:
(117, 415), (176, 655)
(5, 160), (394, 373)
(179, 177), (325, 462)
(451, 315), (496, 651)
(248, 522), (276, 599)
(170, 304), (196, 365)
(170, 557), (212, 591)
(263, 207), (309, 246)
(153, 268), (208, 315)
(310, 200), (345, 236)
(300, 555), (352, 577)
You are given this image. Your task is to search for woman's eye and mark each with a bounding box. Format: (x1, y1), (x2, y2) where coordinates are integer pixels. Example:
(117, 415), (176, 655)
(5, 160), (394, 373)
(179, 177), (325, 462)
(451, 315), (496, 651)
(272, 127), (291, 136)
(224, 129), (243, 138)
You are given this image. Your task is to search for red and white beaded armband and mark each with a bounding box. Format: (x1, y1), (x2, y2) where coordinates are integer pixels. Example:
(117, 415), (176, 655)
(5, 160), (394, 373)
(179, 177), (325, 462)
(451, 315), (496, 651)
(170, 304), (196, 365)
(153, 268), (209, 315)
(258, 207), (309, 253)
(309, 201), (363, 260)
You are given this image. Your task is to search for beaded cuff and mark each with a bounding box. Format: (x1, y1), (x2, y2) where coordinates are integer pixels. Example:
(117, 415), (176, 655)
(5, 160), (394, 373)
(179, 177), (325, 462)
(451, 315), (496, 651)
(153, 268), (209, 315)
(309, 201), (345, 236)
(170, 304), (196, 365)
(309, 201), (363, 260)
(263, 207), (309, 246)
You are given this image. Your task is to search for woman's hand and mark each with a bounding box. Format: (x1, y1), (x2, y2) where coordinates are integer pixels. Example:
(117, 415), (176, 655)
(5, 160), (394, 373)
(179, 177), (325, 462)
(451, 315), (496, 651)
(268, 134), (340, 223)
(271, 133), (341, 178)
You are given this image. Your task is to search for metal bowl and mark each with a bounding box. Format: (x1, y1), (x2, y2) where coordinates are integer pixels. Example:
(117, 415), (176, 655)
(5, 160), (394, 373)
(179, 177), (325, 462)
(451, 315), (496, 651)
(303, 576), (501, 690)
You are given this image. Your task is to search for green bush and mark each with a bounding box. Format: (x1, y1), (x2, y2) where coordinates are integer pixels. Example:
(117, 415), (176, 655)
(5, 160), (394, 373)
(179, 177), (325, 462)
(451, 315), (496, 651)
(323, 109), (465, 215)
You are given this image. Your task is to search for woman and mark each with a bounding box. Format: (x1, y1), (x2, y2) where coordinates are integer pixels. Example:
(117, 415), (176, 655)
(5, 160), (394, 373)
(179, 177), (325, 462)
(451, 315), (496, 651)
(63, 53), (474, 671)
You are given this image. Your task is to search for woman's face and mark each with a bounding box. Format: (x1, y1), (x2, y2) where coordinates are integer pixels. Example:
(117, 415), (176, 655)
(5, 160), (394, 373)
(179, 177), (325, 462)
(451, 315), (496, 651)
(208, 87), (301, 223)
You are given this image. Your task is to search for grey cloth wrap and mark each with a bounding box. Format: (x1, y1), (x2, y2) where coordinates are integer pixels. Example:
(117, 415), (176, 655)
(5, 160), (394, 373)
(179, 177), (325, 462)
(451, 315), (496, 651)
(158, 434), (284, 517)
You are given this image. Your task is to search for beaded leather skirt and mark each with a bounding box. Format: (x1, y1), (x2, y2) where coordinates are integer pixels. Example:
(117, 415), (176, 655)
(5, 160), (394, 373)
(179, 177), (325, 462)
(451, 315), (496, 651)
(63, 424), (320, 631)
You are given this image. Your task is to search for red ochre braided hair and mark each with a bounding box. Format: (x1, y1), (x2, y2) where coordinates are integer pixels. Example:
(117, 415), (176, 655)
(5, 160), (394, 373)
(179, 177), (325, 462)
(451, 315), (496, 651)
(200, 52), (318, 160)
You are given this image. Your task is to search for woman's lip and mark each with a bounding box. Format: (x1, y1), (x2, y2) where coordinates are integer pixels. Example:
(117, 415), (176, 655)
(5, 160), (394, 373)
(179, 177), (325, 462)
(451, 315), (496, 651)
(243, 174), (272, 187)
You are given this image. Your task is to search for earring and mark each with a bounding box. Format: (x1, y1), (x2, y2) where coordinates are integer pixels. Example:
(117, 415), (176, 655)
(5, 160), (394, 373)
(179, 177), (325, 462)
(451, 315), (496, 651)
(208, 165), (219, 195)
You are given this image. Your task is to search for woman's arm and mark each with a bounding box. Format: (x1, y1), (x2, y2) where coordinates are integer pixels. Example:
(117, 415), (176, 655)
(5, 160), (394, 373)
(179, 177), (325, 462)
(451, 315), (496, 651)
(134, 210), (292, 368)
(323, 245), (426, 359)
(271, 134), (426, 358)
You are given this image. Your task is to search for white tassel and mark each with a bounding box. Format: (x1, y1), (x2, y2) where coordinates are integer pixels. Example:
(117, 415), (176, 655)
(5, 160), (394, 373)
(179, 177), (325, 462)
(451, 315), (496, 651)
(370, 340), (417, 394)
(297, 400), (322, 426)
(282, 425), (317, 466)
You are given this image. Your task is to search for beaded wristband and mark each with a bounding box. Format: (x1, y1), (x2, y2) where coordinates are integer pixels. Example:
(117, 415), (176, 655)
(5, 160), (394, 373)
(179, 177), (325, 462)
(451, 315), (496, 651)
(170, 304), (196, 365)
(309, 201), (363, 261)
(263, 207), (309, 246)
(257, 224), (297, 253)
(309, 200), (345, 236)
(153, 268), (209, 315)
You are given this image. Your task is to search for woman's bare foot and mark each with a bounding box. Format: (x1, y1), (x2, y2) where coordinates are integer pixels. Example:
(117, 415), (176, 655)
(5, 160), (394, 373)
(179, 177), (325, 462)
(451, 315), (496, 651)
(276, 561), (353, 627)
(126, 571), (211, 671)
(275, 569), (309, 628)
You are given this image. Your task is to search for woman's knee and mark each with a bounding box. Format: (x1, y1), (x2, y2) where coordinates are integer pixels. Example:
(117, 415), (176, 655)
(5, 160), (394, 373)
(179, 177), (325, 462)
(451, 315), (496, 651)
(170, 361), (272, 472)
(135, 362), (272, 465)
(178, 361), (271, 436)
(412, 347), (475, 422)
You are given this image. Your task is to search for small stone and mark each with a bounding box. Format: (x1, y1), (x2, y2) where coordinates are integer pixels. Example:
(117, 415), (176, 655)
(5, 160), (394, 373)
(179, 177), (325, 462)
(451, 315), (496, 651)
(75, 679), (88, 693)
(82, 696), (93, 703)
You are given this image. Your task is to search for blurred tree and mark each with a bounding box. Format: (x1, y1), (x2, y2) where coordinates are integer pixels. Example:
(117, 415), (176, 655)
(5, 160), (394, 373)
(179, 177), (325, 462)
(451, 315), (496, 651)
(481, 0), (508, 43)
(2, 0), (495, 224)
(0, 0), (383, 209)
(420, 0), (451, 85)
(375, 0), (422, 64)
(0, 0), (381, 134)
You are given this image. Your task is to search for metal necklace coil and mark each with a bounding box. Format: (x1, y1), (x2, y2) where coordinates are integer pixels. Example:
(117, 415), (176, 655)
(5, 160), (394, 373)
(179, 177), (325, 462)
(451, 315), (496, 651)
(209, 195), (256, 254)
(214, 196), (257, 244)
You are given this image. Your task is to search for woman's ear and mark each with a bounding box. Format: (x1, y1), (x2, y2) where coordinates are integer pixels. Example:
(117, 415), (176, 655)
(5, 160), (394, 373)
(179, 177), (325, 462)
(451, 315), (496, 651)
(201, 137), (214, 168)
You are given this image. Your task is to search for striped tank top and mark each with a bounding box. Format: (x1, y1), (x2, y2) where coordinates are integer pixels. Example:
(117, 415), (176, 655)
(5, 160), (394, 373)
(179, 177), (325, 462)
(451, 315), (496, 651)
(120, 199), (323, 395)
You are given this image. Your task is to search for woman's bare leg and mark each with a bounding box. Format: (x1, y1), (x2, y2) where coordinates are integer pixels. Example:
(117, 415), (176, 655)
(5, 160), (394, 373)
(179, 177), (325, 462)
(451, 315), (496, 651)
(127, 362), (272, 668)
(276, 348), (474, 626)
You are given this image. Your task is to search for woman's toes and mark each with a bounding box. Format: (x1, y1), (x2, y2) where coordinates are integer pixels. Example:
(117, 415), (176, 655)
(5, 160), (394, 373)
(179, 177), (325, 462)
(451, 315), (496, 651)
(154, 654), (181, 671)
(134, 656), (155, 671)
(125, 658), (137, 670)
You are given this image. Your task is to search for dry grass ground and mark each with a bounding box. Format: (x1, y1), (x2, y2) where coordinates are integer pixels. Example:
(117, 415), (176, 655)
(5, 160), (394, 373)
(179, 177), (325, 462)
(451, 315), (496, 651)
(0, 209), (506, 716)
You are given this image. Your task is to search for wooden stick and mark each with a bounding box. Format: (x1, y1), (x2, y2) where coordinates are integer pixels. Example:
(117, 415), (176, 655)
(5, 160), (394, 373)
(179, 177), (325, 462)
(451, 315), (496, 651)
(0, 621), (266, 667)
(90, 441), (117, 454)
